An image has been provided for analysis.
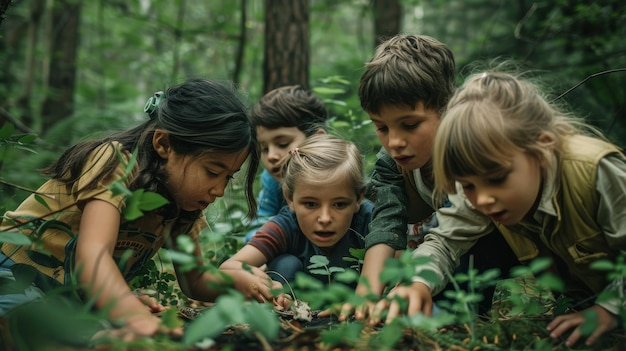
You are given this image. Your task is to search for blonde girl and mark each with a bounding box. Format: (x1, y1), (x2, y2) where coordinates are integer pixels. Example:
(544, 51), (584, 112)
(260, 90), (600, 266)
(428, 70), (626, 347)
(221, 134), (373, 301)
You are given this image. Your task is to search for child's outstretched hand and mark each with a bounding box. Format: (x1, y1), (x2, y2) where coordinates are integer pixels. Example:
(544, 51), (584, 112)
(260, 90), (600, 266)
(369, 281), (433, 325)
(92, 313), (183, 344)
(547, 304), (619, 347)
(136, 293), (167, 314)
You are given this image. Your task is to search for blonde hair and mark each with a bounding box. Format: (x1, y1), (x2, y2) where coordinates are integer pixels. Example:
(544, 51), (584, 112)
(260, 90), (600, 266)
(281, 134), (365, 199)
(433, 69), (605, 195)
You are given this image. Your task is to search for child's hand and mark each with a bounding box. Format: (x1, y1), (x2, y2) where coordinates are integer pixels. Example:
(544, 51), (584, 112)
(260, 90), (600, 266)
(370, 281), (433, 325)
(228, 268), (283, 303)
(136, 293), (167, 314)
(92, 313), (183, 343)
(547, 304), (619, 347)
(274, 293), (293, 309)
(318, 301), (374, 322)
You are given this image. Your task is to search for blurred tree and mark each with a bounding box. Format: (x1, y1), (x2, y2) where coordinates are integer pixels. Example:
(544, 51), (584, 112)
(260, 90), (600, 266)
(0, 0), (12, 27)
(373, 0), (401, 47)
(40, 0), (80, 134)
(263, 0), (309, 92)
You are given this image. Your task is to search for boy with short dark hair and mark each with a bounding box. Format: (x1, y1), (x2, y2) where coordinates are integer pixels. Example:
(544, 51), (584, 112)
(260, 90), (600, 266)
(338, 34), (517, 323)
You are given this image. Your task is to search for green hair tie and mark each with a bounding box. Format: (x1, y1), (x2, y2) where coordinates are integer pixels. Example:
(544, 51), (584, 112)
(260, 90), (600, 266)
(143, 91), (164, 119)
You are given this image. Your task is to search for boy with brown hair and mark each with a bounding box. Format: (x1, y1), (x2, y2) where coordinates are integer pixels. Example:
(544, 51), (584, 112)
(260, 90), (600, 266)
(335, 34), (517, 323)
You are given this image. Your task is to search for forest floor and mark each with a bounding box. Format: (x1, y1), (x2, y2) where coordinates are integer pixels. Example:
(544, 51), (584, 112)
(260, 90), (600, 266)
(2, 277), (625, 351)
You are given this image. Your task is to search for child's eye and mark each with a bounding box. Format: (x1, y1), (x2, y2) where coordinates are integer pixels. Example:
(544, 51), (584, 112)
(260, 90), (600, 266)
(261, 147), (269, 154)
(404, 122), (419, 130)
(303, 202), (318, 208)
(488, 174), (508, 185)
(334, 202), (349, 209)
(278, 143), (291, 149)
(375, 125), (388, 133)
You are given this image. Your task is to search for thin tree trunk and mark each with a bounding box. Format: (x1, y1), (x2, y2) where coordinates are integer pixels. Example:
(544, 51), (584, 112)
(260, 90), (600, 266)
(16, 0), (46, 128)
(372, 0), (401, 48)
(41, 0), (81, 133)
(232, 0), (247, 86)
(0, 0), (13, 28)
(263, 0), (309, 93)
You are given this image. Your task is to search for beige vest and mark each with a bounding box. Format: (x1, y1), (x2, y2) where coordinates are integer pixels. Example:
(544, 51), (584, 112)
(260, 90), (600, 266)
(497, 135), (623, 294)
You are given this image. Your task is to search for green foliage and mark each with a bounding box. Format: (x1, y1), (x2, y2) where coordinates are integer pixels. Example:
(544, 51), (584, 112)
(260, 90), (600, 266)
(183, 292), (279, 347)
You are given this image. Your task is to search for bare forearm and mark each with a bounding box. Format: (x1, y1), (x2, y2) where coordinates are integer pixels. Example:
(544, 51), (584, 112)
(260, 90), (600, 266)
(76, 246), (148, 321)
(358, 244), (397, 296)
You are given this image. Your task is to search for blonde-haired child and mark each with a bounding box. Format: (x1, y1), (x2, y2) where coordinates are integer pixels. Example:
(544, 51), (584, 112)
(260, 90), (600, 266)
(221, 134), (373, 298)
(422, 70), (626, 347)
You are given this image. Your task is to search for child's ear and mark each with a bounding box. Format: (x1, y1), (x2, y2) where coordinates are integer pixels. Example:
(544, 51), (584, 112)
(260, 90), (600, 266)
(283, 186), (295, 211)
(153, 129), (171, 159)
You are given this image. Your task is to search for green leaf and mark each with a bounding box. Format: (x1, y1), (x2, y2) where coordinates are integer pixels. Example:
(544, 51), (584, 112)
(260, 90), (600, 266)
(137, 191), (168, 211)
(163, 250), (196, 265)
(0, 123), (14, 139)
(0, 232), (32, 246)
(244, 302), (279, 340)
(25, 249), (63, 268)
(18, 134), (37, 144)
(328, 266), (345, 273)
(309, 268), (330, 276)
(308, 255), (329, 268)
(176, 235), (195, 254)
(36, 220), (75, 238)
(34, 194), (51, 210)
(528, 257), (552, 273)
(590, 259), (615, 271)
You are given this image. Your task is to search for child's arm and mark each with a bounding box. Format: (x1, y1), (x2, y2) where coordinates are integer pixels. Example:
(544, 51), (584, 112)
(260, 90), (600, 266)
(547, 155), (626, 346)
(334, 149), (409, 321)
(76, 199), (166, 336)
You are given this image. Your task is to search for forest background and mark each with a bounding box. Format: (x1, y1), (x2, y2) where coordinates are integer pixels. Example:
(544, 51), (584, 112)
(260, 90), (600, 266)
(0, 0), (625, 349)
(1, 0), (625, 216)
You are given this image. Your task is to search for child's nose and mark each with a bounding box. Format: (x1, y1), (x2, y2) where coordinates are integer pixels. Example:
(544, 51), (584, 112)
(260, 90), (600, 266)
(387, 129), (406, 149)
(317, 207), (332, 223)
(267, 146), (282, 162)
(209, 178), (227, 198)
(475, 188), (495, 206)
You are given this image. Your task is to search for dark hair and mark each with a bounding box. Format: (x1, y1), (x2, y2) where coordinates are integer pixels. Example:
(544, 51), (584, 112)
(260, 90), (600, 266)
(358, 34), (456, 115)
(43, 78), (259, 218)
(249, 85), (328, 136)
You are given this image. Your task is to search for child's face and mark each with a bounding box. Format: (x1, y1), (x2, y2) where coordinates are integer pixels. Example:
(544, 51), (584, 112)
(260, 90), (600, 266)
(368, 102), (440, 170)
(286, 177), (361, 248)
(256, 126), (307, 181)
(455, 150), (542, 226)
(163, 150), (249, 212)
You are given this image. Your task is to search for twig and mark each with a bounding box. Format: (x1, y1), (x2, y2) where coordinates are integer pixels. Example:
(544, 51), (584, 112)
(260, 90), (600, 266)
(0, 179), (55, 199)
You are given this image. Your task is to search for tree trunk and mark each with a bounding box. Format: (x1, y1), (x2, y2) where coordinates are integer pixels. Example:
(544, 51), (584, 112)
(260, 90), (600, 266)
(232, 0), (247, 86)
(0, 0), (13, 28)
(263, 0), (309, 93)
(372, 0), (401, 48)
(41, 0), (81, 133)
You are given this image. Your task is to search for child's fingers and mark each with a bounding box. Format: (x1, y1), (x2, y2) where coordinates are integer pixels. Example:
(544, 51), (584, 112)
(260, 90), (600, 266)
(136, 294), (167, 313)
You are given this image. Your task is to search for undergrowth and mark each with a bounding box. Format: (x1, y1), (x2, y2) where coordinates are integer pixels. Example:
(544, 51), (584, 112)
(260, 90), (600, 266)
(0, 122), (625, 350)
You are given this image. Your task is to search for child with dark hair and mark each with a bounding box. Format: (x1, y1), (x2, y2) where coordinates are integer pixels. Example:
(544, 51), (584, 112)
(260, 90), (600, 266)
(244, 85), (328, 242)
(0, 78), (260, 338)
(332, 34), (518, 324)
